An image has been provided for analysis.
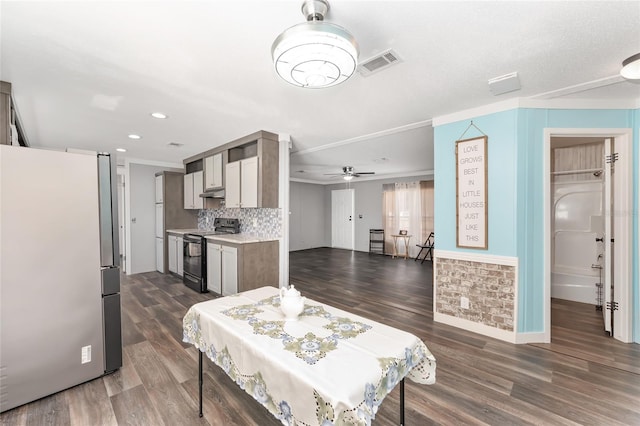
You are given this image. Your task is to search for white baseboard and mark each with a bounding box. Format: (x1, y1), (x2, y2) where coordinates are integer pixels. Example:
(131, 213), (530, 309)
(515, 332), (548, 344)
(434, 312), (516, 343)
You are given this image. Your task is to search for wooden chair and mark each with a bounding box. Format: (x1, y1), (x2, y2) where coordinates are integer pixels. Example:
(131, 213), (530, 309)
(415, 232), (434, 264)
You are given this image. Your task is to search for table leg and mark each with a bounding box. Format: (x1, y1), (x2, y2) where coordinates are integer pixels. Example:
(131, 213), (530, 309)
(400, 378), (405, 425)
(199, 351), (203, 418)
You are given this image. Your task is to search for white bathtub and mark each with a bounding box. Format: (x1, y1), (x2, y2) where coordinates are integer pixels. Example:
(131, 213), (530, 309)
(551, 271), (601, 305)
(551, 180), (603, 306)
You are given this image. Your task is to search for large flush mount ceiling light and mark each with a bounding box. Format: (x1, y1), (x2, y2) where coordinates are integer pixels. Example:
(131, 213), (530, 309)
(272, 0), (359, 88)
(620, 53), (640, 80)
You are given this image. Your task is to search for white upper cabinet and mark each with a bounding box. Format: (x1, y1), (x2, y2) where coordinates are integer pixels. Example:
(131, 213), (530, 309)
(155, 175), (163, 203)
(183, 173), (192, 209)
(225, 161), (241, 208)
(183, 171), (204, 210)
(240, 156), (258, 208)
(204, 152), (223, 191)
(225, 157), (258, 209)
(192, 170), (204, 209)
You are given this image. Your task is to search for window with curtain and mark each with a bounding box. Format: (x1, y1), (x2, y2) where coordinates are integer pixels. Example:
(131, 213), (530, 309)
(382, 181), (433, 257)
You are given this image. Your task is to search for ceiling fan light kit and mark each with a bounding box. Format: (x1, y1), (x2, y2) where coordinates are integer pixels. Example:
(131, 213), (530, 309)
(272, 0), (359, 88)
(620, 52), (640, 80)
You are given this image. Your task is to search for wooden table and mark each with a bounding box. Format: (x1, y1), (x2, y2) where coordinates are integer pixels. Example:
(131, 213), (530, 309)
(183, 286), (436, 425)
(390, 234), (412, 259)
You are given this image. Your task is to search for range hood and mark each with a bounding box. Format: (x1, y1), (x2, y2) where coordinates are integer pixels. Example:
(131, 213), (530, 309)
(200, 189), (225, 199)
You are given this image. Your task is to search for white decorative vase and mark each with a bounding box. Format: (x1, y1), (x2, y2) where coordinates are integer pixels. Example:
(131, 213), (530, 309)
(280, 285), (305, 321)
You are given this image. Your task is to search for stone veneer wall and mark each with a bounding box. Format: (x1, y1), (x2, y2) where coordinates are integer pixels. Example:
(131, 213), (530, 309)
(198, 208), (282, 239)
(435, 257), (515, 331)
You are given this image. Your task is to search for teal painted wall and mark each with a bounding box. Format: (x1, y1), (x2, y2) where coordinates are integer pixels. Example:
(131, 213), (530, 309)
(434, 109), (519, 256)
(434, 107), (639, 341)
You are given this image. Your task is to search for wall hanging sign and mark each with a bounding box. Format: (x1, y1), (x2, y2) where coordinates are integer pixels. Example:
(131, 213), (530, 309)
(456, 134), (488, 249)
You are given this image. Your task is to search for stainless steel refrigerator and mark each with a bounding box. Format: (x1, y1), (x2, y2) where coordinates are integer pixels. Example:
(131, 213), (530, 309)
(0, 146), (122, 412)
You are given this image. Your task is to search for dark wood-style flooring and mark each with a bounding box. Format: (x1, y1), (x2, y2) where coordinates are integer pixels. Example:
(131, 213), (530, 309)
(2, 248), (639, 425)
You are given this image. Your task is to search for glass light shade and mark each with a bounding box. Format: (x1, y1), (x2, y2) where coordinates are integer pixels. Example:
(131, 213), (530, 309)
(343, 175), (354, 181)
(620, 53), (640, 80)
(272, 21), (359, 88)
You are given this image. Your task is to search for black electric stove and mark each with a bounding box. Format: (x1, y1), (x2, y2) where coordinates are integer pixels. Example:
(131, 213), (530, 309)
(183, 218), (240, 293)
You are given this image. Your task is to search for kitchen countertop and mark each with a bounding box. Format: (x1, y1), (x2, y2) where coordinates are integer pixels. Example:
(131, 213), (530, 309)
(166, 229), (201, 236)
(205, 234), (279, 244)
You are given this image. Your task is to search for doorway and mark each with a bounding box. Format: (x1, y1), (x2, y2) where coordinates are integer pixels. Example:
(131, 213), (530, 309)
(331, 188), (354, 250)
(544, 129), (632, 343)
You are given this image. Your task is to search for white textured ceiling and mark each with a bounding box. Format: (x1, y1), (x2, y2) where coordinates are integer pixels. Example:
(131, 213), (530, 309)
(2, 1), (639, 183)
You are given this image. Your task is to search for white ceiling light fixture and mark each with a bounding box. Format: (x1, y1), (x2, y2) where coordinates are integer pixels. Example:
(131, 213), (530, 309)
(272, 0), (359, 89)
(128, 134), (141, 140)
(620, 53), (640, 80)
(116, 148), (127, 152)
(343, 175), (354, 181)
(151, 112), (168, 119)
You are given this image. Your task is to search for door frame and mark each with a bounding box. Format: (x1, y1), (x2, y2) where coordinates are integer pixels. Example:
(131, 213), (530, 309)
(331, 188), (355, 250)
(543, 128), (633, 343)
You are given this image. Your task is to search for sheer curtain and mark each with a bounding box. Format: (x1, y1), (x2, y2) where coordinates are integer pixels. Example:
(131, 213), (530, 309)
(420, 180), (434, 244)
(382, 182), (424, 257)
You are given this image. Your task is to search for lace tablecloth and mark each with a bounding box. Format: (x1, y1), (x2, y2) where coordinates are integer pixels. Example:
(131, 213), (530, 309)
(183, 286), (436, 425)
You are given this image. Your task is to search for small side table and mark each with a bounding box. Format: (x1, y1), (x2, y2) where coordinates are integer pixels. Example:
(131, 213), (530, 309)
(390, 234), (412, 259)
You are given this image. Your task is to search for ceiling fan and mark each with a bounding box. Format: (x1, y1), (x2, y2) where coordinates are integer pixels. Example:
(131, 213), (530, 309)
(324, 166), (375, 180)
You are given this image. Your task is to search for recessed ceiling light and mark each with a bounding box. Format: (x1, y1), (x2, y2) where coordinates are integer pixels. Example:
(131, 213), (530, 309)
(128, 134), (141, 140)
(151, 112), (168, 119)
(116, 148), (127, 152)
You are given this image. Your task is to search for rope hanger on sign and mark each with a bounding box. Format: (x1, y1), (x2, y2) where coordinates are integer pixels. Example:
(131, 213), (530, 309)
(457, 120), (487, 141)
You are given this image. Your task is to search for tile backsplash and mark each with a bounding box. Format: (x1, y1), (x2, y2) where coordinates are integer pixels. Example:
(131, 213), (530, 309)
(198, 208), (282, 238)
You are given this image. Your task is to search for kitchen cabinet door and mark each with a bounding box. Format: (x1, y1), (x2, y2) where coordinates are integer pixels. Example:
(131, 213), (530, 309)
(192, 170), (204, 209)
(155, 175), (163, 203)
(183, 174), (192, 209)
(204, 153), (223, 191)
(240, 156), (258, 208)
(207, 243), (222, 294)
(221, 245), (238, 296)
(168, 235), (177, 273)
(156, 238), (163, 273)
(177, 236), (184, 276)
(155, 204), (163, 238)
(225, 161), (241, 208)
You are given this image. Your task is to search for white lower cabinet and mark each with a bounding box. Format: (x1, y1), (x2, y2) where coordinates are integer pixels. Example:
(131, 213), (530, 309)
(207, 243), (222, 294)
(156, 237), (164, 272)
(207, 242), (237, 295)
(177, 237), (184, 276)
(168, 235), (184, 276)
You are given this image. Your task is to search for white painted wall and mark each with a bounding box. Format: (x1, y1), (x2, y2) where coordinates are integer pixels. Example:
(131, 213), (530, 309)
(324, 175), (433, 252)
(290, 181), (328, 251)
(290, 175), (434, 253)
(128, 163), (179, 274)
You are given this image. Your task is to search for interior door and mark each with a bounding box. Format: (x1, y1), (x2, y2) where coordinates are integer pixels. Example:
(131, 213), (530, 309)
(331, 189), (354, 250)
(603, 138), (613, 335)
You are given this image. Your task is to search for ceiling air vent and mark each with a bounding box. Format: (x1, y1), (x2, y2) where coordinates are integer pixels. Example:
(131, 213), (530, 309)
(358, 49), (403, 77)
(167, 142), (184, 148)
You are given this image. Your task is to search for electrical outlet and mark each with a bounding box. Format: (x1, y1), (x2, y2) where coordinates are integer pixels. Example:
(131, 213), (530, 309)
(81, 345), (91, 364)
(460, 296), (470, 310)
